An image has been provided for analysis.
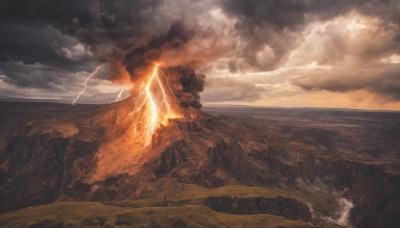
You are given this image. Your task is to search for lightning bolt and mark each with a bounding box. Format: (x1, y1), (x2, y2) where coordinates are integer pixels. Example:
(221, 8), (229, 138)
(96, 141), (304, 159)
(115, 84), (127, 102)
(122, 64), (181, 147)
(145, 64), (160, 136)
(72, 64), (105, 105)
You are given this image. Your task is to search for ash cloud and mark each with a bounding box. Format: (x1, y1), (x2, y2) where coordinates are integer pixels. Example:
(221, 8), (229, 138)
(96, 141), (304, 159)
(0, 0), (235, 107)
(0, 0), (400, 106)
(164, 66), (205, 109)
(122, 22), (194, 78)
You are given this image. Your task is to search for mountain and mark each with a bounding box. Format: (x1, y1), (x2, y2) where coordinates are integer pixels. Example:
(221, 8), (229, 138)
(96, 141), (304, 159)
(0, 100), (399, 227)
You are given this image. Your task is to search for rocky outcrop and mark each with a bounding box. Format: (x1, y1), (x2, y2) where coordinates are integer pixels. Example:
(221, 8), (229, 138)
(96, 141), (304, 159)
(154, 140), (191, 178)
(0, 125), (99, 213)
(302, 161), (400, 228)
(203, 196), (312, 222)
(207, 141), (282, 187)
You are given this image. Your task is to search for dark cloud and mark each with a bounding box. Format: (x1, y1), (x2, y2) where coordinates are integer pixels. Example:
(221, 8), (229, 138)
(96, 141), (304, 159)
(0, 60), (108, 93)
(2, 1), (198, 103)
(214, 0), (400, 104)
(0, 0), (400, 106)
(122, 22), (195, 80)
(0, 23), (93, 70)
(0, 0), (161, 44)
(0, 61), (64, 90)
(0, 0), (164, 64)
(0, 0), (218, 107)
(293, 64), (400, 101)
(220, 0), (400, 71)
(164, 66), (206, 108)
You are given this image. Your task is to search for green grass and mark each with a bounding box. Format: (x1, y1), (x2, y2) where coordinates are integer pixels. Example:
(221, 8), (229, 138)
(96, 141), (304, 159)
(0, 184), (341, 227)
(0, 202), (315, 228)
(113, 184), (339, 216)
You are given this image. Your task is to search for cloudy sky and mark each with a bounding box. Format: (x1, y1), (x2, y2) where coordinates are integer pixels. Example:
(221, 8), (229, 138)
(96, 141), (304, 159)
(0, 0), (400, 110)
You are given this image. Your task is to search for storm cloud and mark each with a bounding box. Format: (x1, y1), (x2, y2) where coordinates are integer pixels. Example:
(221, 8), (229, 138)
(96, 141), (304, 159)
(203, 77), (265, 102)
(293, 64), (400, 101)
(216, 0), (400, 106)
(0, 0), (399, 108)
(0, 0), (235, 107)
(219, 0), (400, 70)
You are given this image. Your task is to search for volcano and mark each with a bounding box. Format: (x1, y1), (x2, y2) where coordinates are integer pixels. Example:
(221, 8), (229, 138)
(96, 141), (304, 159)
(0, 100), (399, 228)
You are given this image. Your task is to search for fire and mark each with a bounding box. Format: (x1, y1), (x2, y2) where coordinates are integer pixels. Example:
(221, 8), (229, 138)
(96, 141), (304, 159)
(124, 64), (181, 147)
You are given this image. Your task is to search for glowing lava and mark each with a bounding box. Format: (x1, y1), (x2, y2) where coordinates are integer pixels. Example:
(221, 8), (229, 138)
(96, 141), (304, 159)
(72, 65), (105, 105)
(124, 64), (181, 147)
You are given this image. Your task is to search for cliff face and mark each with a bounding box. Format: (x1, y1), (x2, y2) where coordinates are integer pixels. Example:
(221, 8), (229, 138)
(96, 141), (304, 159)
(304, 161), (400, 228)
(203, 196), (312, 222)
(0, 123), (100, 212)
(0, 101), (399, 227)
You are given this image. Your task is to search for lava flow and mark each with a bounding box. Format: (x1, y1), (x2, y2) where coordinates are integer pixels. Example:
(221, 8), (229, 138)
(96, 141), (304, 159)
(124, 64), (181, 147)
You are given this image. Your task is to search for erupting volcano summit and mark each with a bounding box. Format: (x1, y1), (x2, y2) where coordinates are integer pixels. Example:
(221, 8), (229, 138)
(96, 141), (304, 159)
(123, 64), (182, 147)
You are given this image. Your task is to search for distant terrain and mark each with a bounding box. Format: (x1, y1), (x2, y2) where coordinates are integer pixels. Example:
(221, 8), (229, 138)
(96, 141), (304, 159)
(0, 101), (399, 227)
(204, 106), (400, 171)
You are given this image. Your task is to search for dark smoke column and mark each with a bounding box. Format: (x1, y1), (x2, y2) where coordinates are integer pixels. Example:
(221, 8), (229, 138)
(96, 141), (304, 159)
(164, 66), (205, 109)
(120, 23), (206, 109)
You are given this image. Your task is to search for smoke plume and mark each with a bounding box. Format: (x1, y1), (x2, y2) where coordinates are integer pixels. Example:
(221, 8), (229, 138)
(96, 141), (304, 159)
(0, 0), (235, 107)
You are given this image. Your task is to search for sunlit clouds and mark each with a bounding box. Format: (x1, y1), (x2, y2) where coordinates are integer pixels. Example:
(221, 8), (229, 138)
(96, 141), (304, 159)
(202, 11), (400, 110)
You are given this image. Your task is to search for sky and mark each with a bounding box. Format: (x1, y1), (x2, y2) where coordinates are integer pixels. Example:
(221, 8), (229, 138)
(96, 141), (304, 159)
(0, 0), (400, 110)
